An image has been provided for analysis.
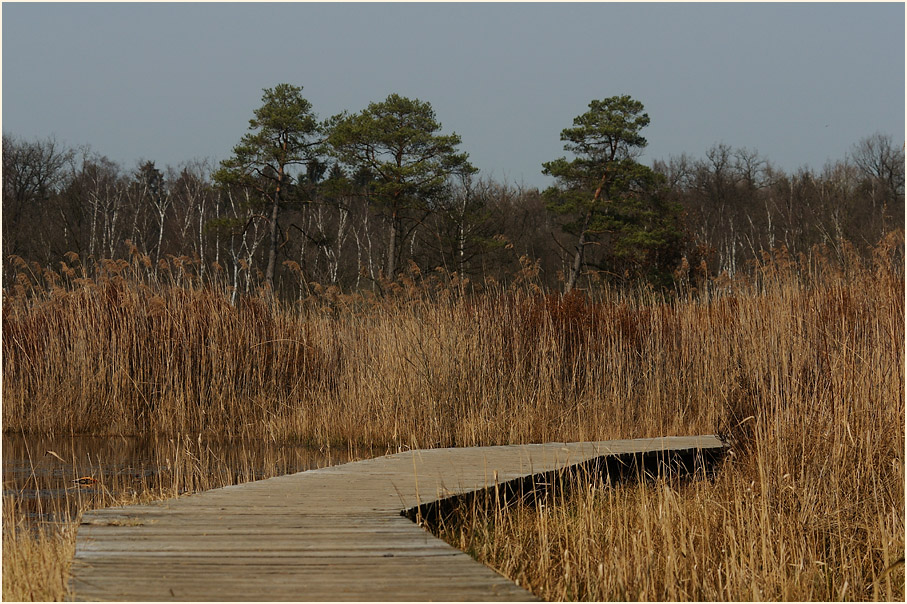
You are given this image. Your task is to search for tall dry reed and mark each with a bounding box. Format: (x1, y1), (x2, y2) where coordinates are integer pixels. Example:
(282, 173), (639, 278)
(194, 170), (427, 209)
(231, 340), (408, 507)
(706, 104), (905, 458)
(2, 233), (903, 600)
(434, 235), (905, 600)
(4, 249), (730, 444)
(2, 501), (76, 602)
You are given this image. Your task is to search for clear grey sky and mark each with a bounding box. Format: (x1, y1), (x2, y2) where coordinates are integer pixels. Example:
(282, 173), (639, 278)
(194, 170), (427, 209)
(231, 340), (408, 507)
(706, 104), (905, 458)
(2, 2), (904, 188)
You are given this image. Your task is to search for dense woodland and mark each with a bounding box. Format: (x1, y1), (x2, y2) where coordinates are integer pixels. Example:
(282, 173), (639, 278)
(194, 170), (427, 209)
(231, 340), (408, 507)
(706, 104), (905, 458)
(3, 85), (904, 298)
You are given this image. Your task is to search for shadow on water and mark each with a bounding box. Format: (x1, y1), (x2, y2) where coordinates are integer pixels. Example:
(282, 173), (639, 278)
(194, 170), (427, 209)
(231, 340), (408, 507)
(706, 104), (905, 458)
(2, 434), (362, 526)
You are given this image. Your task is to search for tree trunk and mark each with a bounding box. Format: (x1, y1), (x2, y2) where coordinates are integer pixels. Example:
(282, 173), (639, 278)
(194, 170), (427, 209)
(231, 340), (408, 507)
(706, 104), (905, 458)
(265, 194), (279, 288)
(265, 150), (287, 290)
(386, 215), (398, 279)
(458, 221), (466, 276)
(154, 208), (166, 266)
(565, 169), (610, 293)
(457, 193), (467, 275)
(566, 209), (592, 293)
(88, 192), (99, 260)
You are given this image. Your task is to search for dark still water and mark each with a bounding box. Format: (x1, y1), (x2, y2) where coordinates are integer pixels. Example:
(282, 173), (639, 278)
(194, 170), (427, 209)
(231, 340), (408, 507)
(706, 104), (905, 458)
(2, 434), (361, 524)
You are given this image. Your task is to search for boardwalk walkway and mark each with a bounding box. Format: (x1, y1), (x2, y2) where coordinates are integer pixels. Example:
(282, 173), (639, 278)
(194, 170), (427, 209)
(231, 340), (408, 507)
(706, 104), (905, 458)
(70, 435), (725, 601)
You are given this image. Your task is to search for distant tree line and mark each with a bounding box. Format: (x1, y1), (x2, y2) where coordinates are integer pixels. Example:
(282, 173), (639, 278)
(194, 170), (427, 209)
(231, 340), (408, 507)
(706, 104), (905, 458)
(3, 85), (903, 297)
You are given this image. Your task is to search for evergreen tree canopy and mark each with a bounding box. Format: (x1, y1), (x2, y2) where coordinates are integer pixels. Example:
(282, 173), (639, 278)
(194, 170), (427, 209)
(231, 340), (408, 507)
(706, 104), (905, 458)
(212, 83), (323, 287)
(214, 83), (321, 194)
(328, 93), (475, 277)
(543, 95), (682, 289)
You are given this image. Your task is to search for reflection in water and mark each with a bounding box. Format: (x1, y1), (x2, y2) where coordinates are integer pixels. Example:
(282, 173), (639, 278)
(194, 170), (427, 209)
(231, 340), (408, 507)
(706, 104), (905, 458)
(2, 434), (364, 524)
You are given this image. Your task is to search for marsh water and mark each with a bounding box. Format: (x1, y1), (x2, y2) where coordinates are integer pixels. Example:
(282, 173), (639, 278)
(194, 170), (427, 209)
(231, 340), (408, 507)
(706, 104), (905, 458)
(2, 434), (362, 524)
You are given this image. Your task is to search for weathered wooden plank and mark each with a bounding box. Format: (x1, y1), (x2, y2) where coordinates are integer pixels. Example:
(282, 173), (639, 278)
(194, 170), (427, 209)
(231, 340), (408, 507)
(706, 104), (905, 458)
(70, 435), (725, 601)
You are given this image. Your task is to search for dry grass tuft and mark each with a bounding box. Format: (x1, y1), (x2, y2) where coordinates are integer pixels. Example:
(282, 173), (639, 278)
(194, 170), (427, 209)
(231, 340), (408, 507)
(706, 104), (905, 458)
(433, 235), (905, 601)
(2, 232), (903, 600)
(2, 504), (76, 602)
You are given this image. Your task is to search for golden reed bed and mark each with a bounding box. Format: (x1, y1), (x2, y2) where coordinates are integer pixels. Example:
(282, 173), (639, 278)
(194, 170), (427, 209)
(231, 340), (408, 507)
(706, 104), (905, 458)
(3, 232), (903, 600)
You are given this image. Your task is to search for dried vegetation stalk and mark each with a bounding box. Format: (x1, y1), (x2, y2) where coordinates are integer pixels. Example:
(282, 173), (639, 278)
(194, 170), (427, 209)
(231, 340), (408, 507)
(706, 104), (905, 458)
(2, 233), (904, 600)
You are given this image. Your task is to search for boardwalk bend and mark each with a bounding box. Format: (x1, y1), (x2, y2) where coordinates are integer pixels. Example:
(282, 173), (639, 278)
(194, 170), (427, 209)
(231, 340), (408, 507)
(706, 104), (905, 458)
(70, 435), (726, 601)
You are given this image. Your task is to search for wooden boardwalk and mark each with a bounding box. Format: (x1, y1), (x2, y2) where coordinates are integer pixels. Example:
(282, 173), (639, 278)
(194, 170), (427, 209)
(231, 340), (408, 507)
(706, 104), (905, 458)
(70, 435), (725, 601)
